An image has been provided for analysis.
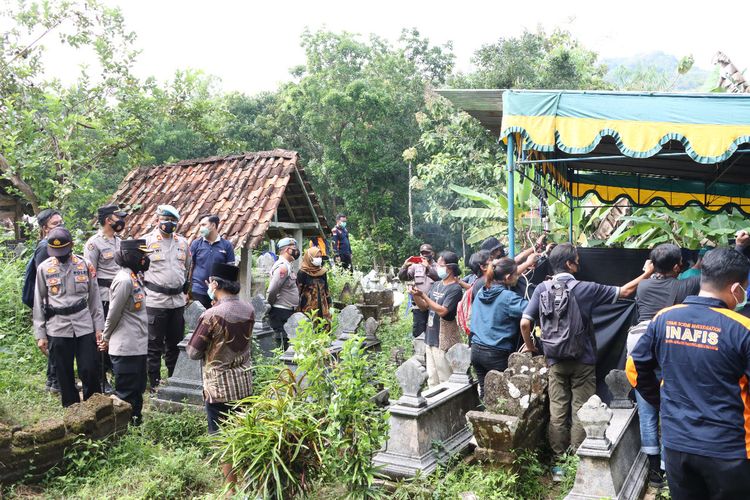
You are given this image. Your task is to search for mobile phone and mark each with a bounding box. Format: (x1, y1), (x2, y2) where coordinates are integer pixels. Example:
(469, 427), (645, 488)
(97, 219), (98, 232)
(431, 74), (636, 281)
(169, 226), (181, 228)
(407, 255), (423, 264)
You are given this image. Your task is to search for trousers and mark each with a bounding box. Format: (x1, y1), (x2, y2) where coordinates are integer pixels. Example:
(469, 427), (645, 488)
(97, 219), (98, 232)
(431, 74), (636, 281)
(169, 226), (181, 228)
(48, 334), (99, 407)
(470, 343), (511, 398)
(412, 309), (428, 338)
(547, 360), (596, 455)
(665, 447), (750, 500)
(111, 355), (147, 423)
(146, 306), (185, 387)
(269, 307), (295, 350)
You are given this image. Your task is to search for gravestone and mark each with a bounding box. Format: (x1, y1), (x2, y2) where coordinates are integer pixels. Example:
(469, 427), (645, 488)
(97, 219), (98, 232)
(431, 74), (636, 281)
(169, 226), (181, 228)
(151, 301), (206, 411)
(362, 317), (381, 352)
(466, 352), (549, 464)
(279, 312), (307, 375)
(251, 295), (275, 357)
(373, 344), (480, 479)
(565, 385), (648, 500)
(335, 305), (364, 340)
(605, 369), (634, 409)
(413, 333), (426, 367)
(250, 253), (276, 297)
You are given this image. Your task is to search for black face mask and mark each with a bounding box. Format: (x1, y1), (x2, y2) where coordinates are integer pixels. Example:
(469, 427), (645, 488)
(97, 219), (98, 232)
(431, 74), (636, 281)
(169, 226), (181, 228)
(139, 255), (151, 273)
(291, 248), (301, 260)
(110, 219), (125, 233)
(159, 221), (177, 234)
(57, 253), (71, 263)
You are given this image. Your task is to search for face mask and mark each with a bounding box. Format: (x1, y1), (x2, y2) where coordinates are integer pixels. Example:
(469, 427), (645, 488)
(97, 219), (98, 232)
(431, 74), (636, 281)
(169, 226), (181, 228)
(312, 257), (322, 267)
(110, 219), (125, 233)
(139, 256), (151, 273)
(291, 248), (301, 260)
(159, 221), (177, 234)
(199, 227), (211, 238)
(57, 253), (71, 263)
(734, 284), (748, 311)
(340, 221), (347, 229)
(437, 266), (448, 279)
(207, 283), (216, 301)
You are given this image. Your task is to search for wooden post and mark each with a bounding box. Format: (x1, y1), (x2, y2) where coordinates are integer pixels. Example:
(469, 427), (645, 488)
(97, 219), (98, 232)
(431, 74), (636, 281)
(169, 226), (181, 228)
(239, 246), (253, 302)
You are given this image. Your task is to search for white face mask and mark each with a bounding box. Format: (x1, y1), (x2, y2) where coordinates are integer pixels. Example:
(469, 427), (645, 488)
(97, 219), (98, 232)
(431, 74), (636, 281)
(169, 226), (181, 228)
(312, 257), (323, 267)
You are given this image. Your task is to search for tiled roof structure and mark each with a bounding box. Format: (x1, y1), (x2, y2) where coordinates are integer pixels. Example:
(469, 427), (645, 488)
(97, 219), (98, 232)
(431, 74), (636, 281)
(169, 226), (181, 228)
(112, 150), (329, 248)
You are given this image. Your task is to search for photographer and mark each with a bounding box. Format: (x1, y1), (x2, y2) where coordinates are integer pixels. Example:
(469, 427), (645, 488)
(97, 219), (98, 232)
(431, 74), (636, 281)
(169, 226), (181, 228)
(398, 244), (439, 338)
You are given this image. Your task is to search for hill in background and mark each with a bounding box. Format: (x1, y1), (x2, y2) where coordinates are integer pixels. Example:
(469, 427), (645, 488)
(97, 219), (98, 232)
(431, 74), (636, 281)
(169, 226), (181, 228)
(603, 51), (714, 91)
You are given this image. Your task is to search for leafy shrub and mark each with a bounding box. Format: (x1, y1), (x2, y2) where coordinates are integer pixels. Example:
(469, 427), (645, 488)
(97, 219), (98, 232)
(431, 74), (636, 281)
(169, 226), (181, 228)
(213, 314), (389, 499)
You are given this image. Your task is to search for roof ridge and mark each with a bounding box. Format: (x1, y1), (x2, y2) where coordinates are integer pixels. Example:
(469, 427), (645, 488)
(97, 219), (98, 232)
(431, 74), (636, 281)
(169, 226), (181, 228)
(148, 149), (299, 169)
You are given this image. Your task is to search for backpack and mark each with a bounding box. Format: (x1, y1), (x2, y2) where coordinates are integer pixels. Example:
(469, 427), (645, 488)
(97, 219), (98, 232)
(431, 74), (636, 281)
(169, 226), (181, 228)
(456, 285), (474, 337)
(22, 254), (36, 308)
(538, 278), (590, 360)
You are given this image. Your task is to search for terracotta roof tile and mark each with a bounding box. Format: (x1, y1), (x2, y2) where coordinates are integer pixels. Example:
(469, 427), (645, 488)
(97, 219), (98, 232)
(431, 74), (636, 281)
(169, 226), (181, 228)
(112, 150), (330, 248)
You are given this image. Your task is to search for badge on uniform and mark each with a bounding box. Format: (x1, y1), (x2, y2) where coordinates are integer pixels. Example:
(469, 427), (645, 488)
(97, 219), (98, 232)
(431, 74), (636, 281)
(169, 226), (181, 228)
(75, 275), (88, 283)
(51, 286), (59, 295)
(87, 243), (95, 250)
(134, 302), (142, 310)
(102, 251), (114, 259)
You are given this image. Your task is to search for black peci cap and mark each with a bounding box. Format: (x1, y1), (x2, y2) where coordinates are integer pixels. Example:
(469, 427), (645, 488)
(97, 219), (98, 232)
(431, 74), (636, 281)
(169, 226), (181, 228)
(98, 204), (128, 219)
(120, 239), (151, 253)
(210, 263), (240, 282)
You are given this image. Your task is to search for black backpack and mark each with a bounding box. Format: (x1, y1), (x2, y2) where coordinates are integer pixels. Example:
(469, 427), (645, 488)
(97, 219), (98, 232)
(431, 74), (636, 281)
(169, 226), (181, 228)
(538, 278), (590, 360)
(22, 254), (36, 308)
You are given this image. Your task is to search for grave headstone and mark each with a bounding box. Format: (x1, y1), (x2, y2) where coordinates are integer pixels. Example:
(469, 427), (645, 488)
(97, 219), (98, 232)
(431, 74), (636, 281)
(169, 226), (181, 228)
(362, 316), (382, 352)
(466, 352), (549, 464)
(395, 357), (428, 408)
(605, 369), (634, 409)
(446, 343), (472, 384)
(565, 379), (648, 500)
(251, 295), (275, 357)
(151, 301), (206, 411)
(373, 343), (480, 479)
(334, 305), (364, 340)
(279, 312), (307, 373)
(413, 333), (426, 367)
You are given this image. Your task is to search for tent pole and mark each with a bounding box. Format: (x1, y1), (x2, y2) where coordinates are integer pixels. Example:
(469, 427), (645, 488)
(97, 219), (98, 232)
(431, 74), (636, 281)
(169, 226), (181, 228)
(569, 194), (574, 243)
(507, 134), (516, 257)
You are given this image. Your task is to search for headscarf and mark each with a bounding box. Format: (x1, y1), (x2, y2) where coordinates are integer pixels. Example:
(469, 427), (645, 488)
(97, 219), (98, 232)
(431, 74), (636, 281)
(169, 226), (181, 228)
(300, 246), (326, 277)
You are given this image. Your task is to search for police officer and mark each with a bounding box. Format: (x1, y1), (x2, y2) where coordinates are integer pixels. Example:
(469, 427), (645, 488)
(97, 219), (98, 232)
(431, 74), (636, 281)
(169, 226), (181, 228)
(266, 238), (300, 350)
(85, 204), (128, 392)
(142, 205), (191, 390)
(33, 227), (104, 408)
(98, 239), (151, 424)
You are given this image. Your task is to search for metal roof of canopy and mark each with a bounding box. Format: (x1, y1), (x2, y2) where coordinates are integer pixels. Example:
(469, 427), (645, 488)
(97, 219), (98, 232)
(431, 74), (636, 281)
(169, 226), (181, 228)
(436, 89), (750, 254)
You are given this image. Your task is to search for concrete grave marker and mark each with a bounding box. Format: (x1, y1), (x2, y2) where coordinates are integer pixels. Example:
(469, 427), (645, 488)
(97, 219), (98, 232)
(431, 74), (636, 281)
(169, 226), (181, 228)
(151, 301), (206, 411)
(335, 305), (363, 339)
(395, 358), (428, 408)
(251, 295), (275, 357)
(605, 369), (634, 409)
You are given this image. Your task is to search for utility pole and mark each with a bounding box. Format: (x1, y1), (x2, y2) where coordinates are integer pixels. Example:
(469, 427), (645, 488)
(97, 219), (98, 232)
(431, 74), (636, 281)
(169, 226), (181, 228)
(403, 148), (417, 237)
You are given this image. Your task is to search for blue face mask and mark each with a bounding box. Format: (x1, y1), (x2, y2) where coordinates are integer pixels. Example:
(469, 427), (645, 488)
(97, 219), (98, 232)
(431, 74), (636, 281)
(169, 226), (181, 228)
(437, 266), (448, 279)
(340, 221), (347, 229)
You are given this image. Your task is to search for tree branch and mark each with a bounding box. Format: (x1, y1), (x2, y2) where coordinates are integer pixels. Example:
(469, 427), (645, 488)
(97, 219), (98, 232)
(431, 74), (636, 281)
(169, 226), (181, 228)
(0, 152), (40, 213)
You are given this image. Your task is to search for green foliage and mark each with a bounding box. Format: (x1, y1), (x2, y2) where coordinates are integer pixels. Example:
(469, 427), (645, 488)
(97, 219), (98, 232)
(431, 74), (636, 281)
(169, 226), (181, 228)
(553, 452), (580, 499)
(605, 206), (748, 249)
(0, 250), (63, 426)
(327, 263), (363, 304)
(1, 0), (153, 222)
(453, 28), (609, 90)
(35, 410), (221, 499)
(212, 314), (389, 499)
(391, 451), (551, 499)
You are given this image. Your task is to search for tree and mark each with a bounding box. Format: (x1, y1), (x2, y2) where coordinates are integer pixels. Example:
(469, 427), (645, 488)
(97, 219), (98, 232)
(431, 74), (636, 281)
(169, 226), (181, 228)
(273, 29), (449, 264)
(0, 0), (154, 224)
(452, 28), (610, 90)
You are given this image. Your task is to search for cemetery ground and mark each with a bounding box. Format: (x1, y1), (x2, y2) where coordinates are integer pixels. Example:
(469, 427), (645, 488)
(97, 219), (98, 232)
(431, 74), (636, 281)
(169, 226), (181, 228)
(1, 253), (581, 499)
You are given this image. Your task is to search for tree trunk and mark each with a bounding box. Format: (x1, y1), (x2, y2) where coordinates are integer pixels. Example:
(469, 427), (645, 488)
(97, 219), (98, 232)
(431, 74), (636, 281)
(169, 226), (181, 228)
(0, 153), (40, 214)
(408, 161), (414, 237)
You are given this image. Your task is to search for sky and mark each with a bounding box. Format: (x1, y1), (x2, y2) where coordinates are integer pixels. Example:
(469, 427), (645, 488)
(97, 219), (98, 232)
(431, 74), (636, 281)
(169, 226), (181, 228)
(31, 0), (750, 94)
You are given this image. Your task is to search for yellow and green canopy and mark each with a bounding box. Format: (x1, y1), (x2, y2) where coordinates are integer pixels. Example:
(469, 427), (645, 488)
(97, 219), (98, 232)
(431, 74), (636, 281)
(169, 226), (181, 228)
(499, 90), (750, 215)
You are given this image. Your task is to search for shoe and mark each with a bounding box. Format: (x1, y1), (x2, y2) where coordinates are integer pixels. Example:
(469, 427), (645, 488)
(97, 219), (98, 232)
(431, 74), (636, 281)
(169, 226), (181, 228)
(647, 468), (665, 489)
(103, 381), (114, 395)
(551, 465), (565, 483)
(45, 382), (61, 394)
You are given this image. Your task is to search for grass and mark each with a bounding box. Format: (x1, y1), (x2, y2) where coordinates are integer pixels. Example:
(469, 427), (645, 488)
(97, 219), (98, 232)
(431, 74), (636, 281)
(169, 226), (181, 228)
(3, 408), (223, 499)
